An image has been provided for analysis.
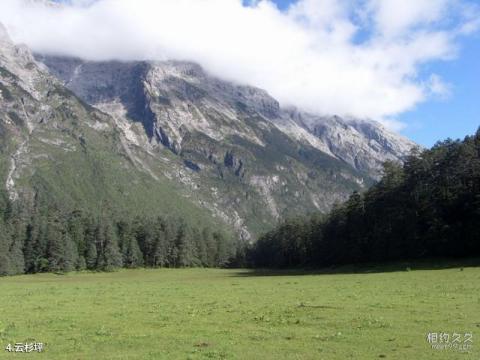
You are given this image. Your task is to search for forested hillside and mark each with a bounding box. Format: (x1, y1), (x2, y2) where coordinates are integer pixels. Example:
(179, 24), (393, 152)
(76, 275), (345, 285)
(251, 129), (480, 268)
(0, 23), (243, 276)
(0, 191), (236, 275)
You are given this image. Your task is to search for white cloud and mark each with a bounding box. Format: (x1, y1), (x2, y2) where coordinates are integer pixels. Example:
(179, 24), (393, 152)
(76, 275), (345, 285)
(378, 118), (408, 133)
(427, 73), (451, 99)
(0, 0), (478, 130)
(367, 0), (451, 39)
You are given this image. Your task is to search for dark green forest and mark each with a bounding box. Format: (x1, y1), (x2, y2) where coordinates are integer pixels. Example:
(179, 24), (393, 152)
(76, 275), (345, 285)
(0, 192), (237, 276)
(250, 129), (480, 268)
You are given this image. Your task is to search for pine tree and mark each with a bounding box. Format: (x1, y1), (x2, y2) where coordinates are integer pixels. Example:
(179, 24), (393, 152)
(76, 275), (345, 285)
(68, 210), (86, 269)
(7, 217), (26, 275)
(152, 217), (168, 267)
(84, 217), (98, 270)
(213, 231), (231, 267)
(101, 220), (123, 270)
(85, 237), (98, 270)
(194, 227), (208, 267)
(203, 227), (217, 267)
(176, 221), (198, 267)
(63, 232), (78, 272)
(0, 220), (12, 275)
(45, 216), (65, 272)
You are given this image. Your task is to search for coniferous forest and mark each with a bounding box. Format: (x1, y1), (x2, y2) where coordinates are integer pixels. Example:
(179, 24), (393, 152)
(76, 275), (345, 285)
(250, 129), (480, 268)
(0, 193), (237, 276)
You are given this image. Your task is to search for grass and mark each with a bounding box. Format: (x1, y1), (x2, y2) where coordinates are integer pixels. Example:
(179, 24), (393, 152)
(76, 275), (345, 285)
(0, 266), (479, 359)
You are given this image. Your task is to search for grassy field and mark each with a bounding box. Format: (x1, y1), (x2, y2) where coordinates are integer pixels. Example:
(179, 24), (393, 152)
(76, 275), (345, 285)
(0, 265), (479, 359)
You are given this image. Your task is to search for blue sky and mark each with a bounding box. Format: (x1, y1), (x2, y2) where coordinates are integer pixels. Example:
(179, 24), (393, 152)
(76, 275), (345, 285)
(264, 0), (293, 10)
(400, 33), (480, 146)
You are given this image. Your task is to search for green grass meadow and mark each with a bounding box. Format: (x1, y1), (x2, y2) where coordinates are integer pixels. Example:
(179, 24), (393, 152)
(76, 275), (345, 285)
(0, 266), (479, 359)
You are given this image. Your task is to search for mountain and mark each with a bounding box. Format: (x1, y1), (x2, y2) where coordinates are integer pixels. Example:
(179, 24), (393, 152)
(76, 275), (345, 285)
(34, 55), (416, 236)
(36, 55), (415, 179)
(1, 22), (416, 240)
(276, 110), (416, 179)
(0, 23), (216, 228)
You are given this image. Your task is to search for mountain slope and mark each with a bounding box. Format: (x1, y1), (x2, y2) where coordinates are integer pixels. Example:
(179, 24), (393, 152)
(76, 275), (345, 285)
(276, 109), (416, 179)
(0, 24), (220, 231)
(1, 21), (417, 240)
(37, 55), (416, 178)
(35, 54), (416, 237)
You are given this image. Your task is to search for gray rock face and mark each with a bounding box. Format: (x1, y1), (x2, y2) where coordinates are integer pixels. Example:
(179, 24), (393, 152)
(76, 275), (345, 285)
(1, 25), (53, 103)
(34, 56), (155, 134)
(37, 55), (416, 179)
(37, 57), (283, 151)
(277, 109), (417, 179)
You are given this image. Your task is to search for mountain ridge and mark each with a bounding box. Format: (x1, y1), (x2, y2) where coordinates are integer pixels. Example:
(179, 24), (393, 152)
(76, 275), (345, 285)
(2, 22), (417, 240)
(36, 54), (416, 178)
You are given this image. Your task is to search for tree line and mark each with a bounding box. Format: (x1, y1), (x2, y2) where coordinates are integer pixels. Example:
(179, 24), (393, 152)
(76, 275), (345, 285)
(0, 196), (238, 275)
(250, 129), (480, 268)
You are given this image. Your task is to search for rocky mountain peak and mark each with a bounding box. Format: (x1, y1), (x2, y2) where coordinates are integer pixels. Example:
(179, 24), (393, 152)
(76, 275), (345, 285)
(276, 108), (417, 179)
(0, 23), (55, 102)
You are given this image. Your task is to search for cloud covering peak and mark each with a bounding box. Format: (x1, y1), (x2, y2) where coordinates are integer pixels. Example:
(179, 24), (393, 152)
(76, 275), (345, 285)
(0, 0), (478, 129)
